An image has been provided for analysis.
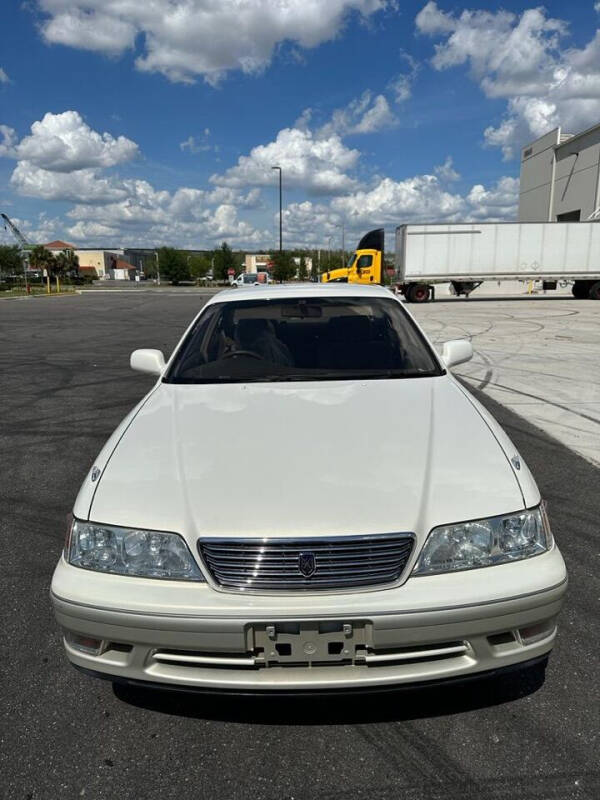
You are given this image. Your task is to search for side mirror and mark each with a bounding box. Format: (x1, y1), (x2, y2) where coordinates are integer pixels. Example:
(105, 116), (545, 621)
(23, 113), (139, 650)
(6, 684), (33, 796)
(442, 339), (473, 368)
(130, 349), (166, 375)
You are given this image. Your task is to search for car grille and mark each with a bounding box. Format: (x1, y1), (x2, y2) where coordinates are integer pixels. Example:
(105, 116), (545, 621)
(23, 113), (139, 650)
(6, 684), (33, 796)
(197, 534), (414, 592)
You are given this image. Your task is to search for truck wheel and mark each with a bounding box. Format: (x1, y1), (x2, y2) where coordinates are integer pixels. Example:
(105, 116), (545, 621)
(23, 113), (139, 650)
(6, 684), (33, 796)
(589, 281), (600, 300)
(407, 283), (430, 303)
(572, 280), (590, 299)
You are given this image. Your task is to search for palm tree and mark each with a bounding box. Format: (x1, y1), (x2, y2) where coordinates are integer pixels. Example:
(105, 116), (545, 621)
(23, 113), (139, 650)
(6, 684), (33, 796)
(29, 245), (55, 276)
(55, 249), (79, 276)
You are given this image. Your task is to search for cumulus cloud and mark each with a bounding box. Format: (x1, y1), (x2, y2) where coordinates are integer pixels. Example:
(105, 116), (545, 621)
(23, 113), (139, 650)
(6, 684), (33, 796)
(466, 176), (519, 219)
(416, 2), (600, 158)
(15, 110), (138, 172)
(37, 0), (387, 84)
(0, 125), (17, 158)
(62, 181), (266, 247)
(317, 92), (397, 138)
(280, 171), (518, 248)
(0, 67), (9, 84)
(211, 127), (360, 195)
(434, 156), (459, 182)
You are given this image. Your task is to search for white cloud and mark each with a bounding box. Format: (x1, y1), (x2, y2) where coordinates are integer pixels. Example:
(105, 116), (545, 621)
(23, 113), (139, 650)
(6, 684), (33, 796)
(37, 0), (388, 84)
(331, 174), (465, 226)
(318, 92), (397, 137)
(434, 156), (459, 182)
(466, 176), (519, 220)
(211, 126), (360, 195)
(416, 2), (600, 158)
(15, 110), (138, 172)
(280, 171), (518, 247)
(0, 67), (9, 84)
(0, 125), (17, 158)
(388, 52), (420, 104)
(0, 213), (64, 246)
(180, 129), (217, 154)
(11, 163), (133, 203)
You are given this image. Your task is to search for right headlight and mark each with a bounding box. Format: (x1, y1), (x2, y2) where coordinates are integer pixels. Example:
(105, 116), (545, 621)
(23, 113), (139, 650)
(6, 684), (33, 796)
(412, 504), (552, 576)
(66, 519), (205, 581)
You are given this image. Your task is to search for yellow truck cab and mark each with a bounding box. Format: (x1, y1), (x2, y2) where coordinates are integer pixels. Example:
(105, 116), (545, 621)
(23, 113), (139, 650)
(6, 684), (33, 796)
(322, 229), (384, 285)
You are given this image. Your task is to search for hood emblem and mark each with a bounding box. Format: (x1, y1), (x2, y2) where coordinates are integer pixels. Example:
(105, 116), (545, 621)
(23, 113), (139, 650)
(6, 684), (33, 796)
(511, 456), (521, 471)
(298, 551), (316, 578)
(91, 466), (102, 482)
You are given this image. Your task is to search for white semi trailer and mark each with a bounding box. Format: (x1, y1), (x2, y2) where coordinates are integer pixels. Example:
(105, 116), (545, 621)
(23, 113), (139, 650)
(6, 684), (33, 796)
(394, 221), (600, 302)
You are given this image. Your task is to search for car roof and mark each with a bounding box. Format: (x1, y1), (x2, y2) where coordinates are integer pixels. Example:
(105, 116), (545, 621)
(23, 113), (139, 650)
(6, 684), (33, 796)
(208, 283), (395, 304)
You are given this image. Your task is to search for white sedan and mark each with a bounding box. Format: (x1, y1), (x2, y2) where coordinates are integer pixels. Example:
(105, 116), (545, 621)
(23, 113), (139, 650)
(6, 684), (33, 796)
(52, 283), (567, 692)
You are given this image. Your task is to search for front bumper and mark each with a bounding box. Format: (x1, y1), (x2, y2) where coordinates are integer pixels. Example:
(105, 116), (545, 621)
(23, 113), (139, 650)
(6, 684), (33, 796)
(51, 547), (567, 692)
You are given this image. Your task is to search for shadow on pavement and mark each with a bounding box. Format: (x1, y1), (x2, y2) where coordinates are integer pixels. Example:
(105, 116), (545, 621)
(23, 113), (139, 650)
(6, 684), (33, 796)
(113, 659), (547, 724)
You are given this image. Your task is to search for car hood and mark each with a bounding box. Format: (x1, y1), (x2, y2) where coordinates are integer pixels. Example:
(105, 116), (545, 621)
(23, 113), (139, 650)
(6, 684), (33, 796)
(86, 377), (528, 544)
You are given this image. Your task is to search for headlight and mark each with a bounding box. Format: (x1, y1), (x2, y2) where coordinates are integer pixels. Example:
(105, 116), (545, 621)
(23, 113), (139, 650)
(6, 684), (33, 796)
(412, 505), (552, 576)
(66, 519), (205, 581)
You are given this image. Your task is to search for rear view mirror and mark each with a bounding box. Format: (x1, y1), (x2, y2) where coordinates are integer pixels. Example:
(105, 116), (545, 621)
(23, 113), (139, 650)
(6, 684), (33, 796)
(441, 339), (473, 368)
(130, 349), (166, 375)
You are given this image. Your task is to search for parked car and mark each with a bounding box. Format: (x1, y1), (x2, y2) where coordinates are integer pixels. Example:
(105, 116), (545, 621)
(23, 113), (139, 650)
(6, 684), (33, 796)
(52, 283), (566, 693)
(232, 272), (270, 287)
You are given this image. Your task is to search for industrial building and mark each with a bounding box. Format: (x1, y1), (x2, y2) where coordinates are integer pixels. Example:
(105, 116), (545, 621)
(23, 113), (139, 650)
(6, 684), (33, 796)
(519, 123), (600, 222)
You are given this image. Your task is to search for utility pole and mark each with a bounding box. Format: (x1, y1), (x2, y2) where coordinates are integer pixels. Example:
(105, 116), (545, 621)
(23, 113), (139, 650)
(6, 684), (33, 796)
(327, 235), (333, 268)
(155, 250), (161, 286)
(341, 222), (345, 265)
(271, 165), (282, 252)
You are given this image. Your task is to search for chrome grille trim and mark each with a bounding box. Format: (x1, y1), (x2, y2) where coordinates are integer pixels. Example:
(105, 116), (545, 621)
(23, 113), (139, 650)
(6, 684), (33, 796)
(197, 534), (415, 592)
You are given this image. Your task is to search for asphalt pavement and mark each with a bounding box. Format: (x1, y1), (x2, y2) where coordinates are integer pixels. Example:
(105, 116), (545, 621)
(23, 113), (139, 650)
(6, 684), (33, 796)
(1, 292), (598, 800)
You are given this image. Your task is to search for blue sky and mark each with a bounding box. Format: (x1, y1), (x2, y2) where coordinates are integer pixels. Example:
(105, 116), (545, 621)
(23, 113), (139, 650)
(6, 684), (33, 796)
(1, 1), (600, 251)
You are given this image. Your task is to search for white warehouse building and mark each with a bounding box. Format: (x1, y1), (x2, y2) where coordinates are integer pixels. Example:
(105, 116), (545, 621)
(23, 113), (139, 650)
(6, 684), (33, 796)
(519, 123), (600, 223)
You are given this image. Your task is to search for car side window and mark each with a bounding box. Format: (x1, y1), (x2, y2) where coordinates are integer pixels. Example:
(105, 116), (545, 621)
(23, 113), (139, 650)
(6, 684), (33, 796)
(356, 255), (373, 269)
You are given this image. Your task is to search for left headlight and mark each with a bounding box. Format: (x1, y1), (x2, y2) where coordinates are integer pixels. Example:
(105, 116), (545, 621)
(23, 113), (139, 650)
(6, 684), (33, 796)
(412, 505), (552, 576)
(66, 519), (205, 581)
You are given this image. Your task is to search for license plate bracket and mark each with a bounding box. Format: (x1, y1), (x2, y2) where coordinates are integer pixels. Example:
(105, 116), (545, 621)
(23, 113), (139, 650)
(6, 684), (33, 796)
(250, 621), (369, 666)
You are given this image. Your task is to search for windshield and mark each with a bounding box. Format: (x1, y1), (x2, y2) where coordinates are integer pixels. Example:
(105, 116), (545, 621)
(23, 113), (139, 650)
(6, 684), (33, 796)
(347, 253), (356, 268)
(165, 296), (443, 384)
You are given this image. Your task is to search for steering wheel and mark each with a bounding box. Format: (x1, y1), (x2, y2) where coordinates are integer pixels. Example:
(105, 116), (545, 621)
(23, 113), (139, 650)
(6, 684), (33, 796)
(222, 349), (265, 360)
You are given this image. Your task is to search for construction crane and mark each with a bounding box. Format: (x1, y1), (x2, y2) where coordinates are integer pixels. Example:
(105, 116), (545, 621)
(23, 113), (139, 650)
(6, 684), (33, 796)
(1, 212), (31, 289)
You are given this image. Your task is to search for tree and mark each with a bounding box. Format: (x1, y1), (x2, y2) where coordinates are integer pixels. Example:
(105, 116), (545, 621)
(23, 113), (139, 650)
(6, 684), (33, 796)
(213, 242), (236, 282)
(55, 250), (79, 276)
(271, 250), (296, 283)
(297, 255), (308, 281)
(29, 245), (55, 275)
(157, 247), (190, 284)
(188, 254), (211, 281)
(0, 245), (23, 277)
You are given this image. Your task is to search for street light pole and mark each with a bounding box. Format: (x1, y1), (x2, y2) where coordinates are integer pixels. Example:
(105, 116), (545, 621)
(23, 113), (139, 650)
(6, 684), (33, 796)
(271, 165), (282, 252)
(155, 250), (161, 286)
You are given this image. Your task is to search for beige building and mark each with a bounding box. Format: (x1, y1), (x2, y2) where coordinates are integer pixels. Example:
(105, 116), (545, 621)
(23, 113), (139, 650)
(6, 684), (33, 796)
(75, 249), (123, 278)
(519, 123), (600, 222)
(244, 254), (272, 272)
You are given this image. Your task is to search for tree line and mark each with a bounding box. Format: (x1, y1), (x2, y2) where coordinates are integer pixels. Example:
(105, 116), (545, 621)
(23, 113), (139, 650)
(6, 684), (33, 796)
(0, 244), (79, 278)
